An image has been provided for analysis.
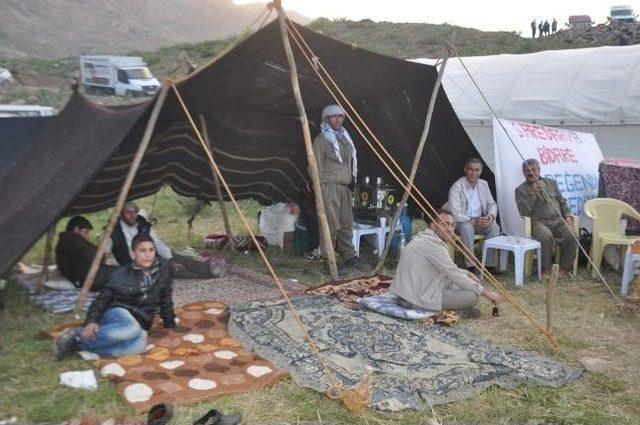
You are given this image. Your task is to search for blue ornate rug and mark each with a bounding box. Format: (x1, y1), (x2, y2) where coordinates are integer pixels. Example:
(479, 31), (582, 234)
(228, 295), (582, 411)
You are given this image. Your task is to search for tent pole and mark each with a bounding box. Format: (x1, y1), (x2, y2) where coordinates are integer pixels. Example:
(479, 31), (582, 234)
(36, 223), (57, 294)
(374, 51), (450, 274)
(274, 1), (338, 280)
(74, 86), (170, 311)
(199, 114), (234, 242)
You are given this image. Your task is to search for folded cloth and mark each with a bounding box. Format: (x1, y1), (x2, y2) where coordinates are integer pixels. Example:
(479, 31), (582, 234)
(357, 293), (439, 320)
(59, 370), (97, 391)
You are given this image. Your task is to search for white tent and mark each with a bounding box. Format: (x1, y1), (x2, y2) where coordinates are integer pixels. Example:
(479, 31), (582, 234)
(413, 44), (640, 170)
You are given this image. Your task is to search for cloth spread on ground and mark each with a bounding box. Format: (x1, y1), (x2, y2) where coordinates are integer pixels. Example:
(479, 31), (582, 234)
(95, 300), (287, 412)
(305, 274), (392, 303)
(172, 264), (306, 307)
(15, 270), (96, 313)
(228, 295), (582, 411)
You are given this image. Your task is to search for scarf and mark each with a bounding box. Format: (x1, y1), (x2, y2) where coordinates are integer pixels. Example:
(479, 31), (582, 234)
(320, 120), (358, 179)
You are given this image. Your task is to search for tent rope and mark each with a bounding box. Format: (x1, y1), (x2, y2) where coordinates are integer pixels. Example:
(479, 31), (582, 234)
(451, 53), (618, 301)
(285, 19), (559, 349)
(166, 80), (347, 394)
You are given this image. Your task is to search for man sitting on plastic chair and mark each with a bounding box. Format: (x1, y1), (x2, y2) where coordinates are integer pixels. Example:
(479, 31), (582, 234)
(515, 158), (577, 279)
(448, 157), (500, 274)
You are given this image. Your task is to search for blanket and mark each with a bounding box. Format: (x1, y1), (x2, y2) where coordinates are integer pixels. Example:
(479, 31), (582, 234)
(229, 295), (582, 411)
(96, 300), (287, 412)
(305, 274), (392, 303)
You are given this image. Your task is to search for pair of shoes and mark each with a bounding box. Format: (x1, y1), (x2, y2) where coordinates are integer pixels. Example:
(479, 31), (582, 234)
(148, 402), (173, 425)
(53, 328), (81, 360)
(344, 256), (372, 272)
(193, 409), (242, 425)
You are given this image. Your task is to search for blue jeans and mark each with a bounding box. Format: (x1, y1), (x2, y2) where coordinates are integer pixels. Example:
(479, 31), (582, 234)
(77, 307), (147, 357)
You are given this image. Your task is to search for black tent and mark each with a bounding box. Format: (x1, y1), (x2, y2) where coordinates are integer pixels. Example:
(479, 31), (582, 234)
(0, 116), (55, 177)
(0, 21), (493, 277)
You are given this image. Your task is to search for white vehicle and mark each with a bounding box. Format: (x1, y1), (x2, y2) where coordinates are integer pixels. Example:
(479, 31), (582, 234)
(80, 55), (160, 97)
(0, 68), (12, 86)
(609, 5), (637, 23)
(0, 105), (56, 118)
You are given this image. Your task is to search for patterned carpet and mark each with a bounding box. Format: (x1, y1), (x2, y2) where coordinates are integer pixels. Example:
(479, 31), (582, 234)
(96, 300), (288, 412)
(228, 295), (582, 411)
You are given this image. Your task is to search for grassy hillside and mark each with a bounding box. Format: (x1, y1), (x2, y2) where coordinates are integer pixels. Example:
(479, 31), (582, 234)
(1, 18), (637, 109)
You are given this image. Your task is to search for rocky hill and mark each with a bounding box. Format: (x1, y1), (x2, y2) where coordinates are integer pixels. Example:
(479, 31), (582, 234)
(0, 0), (309, 59)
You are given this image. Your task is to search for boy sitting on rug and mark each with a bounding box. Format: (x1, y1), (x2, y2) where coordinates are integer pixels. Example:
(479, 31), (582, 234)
(54, 234), (176, 359)
(390, 208), (502, 316)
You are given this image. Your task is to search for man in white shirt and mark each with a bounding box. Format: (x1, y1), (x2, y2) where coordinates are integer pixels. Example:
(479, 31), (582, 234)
(447, 158), (500, 272)
(106, 202), (224, 278)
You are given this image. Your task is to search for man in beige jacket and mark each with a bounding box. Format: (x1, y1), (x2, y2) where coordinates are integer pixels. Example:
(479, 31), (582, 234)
(390, 208), (502, 312)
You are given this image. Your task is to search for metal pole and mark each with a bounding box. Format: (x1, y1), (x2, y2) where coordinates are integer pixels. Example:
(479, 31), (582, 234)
(374, 51), (450, 273)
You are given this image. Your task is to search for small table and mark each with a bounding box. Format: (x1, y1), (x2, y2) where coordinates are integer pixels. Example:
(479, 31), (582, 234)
(352, 222), (400, 258)
(481, 235), (542, 287)
(621, 245), (640, 296)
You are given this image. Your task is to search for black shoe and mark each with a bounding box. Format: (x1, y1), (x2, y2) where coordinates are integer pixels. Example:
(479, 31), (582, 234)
(466, 266), (477, 274)
(53, 328), (80, 360)
(345, 256), (371, 272)
(148, 402), (174, 425)
(194, 409), (242, 425)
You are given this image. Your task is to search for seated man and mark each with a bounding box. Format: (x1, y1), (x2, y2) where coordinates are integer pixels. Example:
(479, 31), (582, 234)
(106, 201), (224, 278)
(515, 158), (577, 277)
(54, 234), (176, 359)
(55, 216), (118, 292)
(448, 157), (500, 272)
(390, 208), (501, 314)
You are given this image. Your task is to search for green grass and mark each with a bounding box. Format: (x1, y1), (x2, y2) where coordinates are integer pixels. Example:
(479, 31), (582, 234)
(2, 188), (640, 423)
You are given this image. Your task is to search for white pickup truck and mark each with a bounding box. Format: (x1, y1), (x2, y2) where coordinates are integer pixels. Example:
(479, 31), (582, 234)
(80, 55), (161, 97)
(609, 5), (637, 23)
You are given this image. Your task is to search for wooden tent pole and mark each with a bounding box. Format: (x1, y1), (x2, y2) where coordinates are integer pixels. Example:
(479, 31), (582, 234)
(36, 223), (57, 294)
(274, 1), (338, 280)
(374, 51), (450, 273)
(546, 264), (559, 332)
(74, 86), (170, 311)
(199, 114), (234, 241)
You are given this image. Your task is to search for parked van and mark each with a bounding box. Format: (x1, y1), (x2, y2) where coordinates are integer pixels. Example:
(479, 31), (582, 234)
(80, 56), (160, 97)
(568, 15), (594, 28)
(609, 5), (637, 23)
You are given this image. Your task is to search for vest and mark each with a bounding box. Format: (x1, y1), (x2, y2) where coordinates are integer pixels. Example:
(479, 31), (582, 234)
(111, 216), (152, 266)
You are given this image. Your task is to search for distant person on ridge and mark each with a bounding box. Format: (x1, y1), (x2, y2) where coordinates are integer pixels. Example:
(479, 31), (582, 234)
(551, 18), (557, 34)
(531, 19), (537, 38)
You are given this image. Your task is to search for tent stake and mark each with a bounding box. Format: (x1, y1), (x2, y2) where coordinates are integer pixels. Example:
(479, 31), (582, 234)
(274, 1), (338, 280)
(374, 50), (451, 274)
(36, 223), (57, 294)
(199, 115), (234, 242)
(546, 264), (559, 332)
(74, 86), (170, 311)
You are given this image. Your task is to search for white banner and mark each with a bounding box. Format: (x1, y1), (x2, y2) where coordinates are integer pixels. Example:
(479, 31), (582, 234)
(493, 118), (603, 236)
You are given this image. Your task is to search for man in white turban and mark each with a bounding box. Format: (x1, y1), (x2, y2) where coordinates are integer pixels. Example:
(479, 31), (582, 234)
(312, 104), (370, 273)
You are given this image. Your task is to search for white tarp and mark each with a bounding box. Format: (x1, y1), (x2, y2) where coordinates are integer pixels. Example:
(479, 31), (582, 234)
(412, 44), (640, 126)
(493, 118), (603, 236)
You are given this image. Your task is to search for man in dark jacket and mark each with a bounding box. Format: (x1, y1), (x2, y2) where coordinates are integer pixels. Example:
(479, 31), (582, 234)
(54, 234), (176, 359)
(55, 216), (117, 292)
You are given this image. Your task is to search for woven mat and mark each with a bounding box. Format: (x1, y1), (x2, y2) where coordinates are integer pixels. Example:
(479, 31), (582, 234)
(96, 300), (287, 412)
(305, 274), (392, 303)
(172, 264), (306, 307)
(229, 295), (582, 411)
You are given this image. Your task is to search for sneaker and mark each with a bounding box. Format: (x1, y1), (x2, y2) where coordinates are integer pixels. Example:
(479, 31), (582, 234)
(147, 402), (174, 425)
(53, 328), (80, 360)
(345, 256), (372, 272)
